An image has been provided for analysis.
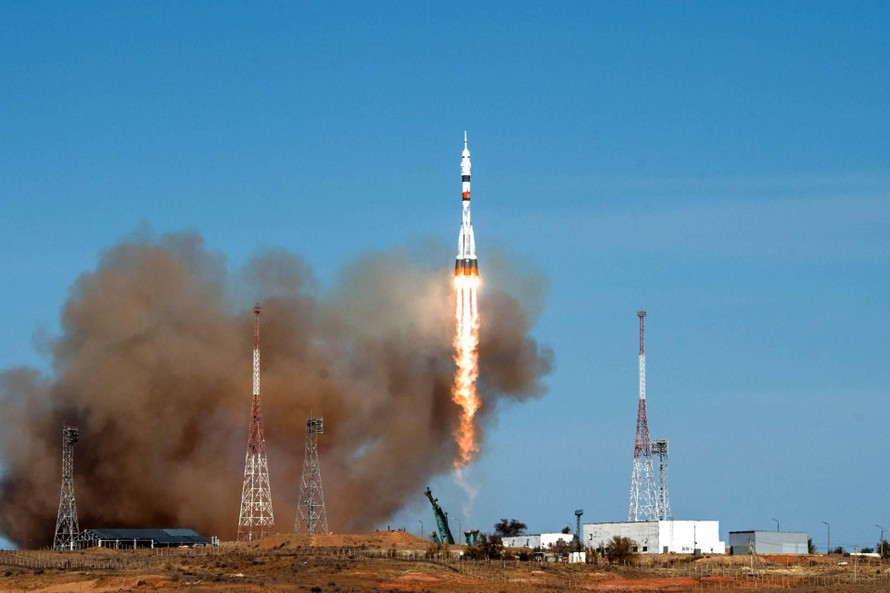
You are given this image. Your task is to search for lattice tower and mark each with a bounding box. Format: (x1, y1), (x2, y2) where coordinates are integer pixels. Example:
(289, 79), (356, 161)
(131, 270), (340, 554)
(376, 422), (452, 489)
(652, 439), (672, 520)
(628, 309), (659, 522)
(237, 304), (275, 541)
(294, 417), (329, 535)
(53, 425), (80, 551)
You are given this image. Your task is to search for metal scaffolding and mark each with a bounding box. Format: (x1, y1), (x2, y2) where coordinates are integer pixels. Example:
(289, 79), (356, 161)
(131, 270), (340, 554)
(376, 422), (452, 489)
(53, 425), (80, 551)
(628, 309), (659, 522)
(652, 439), (672, 520)
(294, 417), (329, 535)
(237, 304), (275, 541)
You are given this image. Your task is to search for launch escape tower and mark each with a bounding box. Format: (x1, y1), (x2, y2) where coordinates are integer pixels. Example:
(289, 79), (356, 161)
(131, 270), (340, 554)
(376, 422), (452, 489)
(294, 416), (329, 535)
(237, 304), (275, 541)
(53, 425), (80, 551)
(628, 309), (659, 522)
(652, 439), (672, 520)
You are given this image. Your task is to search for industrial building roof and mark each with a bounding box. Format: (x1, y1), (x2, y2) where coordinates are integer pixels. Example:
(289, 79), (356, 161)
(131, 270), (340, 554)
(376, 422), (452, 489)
(80, 528), (209, 545)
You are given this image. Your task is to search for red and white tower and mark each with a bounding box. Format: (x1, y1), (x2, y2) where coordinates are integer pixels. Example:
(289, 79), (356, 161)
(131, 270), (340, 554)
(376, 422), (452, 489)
(237, 304), (275, 541)
(628, 309), (659, 522)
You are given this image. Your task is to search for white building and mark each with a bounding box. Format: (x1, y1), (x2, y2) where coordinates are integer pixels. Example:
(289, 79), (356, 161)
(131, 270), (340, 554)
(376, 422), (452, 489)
(502, 532), (575, 549)
(583, 521), (725, 555)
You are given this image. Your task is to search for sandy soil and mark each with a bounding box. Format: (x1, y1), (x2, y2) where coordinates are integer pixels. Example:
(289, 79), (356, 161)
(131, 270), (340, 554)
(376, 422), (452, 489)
(1, 533), (888, 592)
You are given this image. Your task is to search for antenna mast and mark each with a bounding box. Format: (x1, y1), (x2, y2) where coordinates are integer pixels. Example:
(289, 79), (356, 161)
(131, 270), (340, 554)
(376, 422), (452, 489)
(628, 309), (659, 521)
(237, 304), (275, 541)
(294, 416), (329, 535)
(53, 425), (80, 550)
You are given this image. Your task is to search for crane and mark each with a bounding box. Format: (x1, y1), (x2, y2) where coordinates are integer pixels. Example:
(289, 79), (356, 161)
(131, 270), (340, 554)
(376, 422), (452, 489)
(424, 487), (455, 544)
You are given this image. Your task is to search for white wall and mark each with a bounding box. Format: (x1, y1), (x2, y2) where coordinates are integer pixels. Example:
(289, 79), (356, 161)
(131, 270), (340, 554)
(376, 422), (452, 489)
(540, 532), (575, 548)
(501, 534), (541, 548)
(502, 532), (575, 549)
(582, 521), (725, 555)
(584, 521), (660, 553)
(659, 521), (724, 554)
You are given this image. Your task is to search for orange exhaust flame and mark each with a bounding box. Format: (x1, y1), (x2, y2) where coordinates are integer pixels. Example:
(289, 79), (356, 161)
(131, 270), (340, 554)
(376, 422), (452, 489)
(452, 273), (481, 468)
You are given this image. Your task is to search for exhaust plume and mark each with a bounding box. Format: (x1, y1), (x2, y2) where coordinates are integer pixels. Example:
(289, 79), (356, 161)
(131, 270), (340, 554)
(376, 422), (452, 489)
(0, 231), (552, 546)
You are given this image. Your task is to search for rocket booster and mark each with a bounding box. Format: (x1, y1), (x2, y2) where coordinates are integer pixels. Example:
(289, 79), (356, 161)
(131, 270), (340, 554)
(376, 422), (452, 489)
(455, 131), (479, 276)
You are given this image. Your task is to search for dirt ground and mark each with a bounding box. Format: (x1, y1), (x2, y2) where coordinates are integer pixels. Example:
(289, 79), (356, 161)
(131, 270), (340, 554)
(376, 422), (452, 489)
(1, 533), (888, 592)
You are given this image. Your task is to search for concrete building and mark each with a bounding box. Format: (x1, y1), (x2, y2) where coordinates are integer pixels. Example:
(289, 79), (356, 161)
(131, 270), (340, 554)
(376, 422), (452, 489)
(502, 532), (575, 549)
(729, 531), (808, 555)
(583, 521), (725, 555)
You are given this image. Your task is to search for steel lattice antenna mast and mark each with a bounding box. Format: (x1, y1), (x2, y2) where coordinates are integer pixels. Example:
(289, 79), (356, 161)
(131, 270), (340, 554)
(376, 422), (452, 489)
(294, 417), (329, 535)
(652, 439), (672, 520)
(53, 425), (80, 551)
(237, 304), (275, 541)
(628, 309), (659, 522)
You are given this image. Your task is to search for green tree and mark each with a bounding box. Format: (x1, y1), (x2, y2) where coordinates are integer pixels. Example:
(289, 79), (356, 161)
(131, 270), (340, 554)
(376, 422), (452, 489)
(605, 535), (636, 565)
(493, 519), (527, 538)
(879, 539), (889, 559)
(807, 538), (816, 554)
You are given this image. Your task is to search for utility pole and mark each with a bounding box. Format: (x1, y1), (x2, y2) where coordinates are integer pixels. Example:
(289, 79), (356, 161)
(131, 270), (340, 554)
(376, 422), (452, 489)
(771, 517), (779, 532)
(53, 425), (80, 551)
(237, 304), (275, 541)
(822, 521), (830, 554)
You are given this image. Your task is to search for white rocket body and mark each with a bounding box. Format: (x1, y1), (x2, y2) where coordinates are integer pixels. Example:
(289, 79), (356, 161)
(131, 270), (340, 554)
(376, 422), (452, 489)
(455, 131), (478, 276)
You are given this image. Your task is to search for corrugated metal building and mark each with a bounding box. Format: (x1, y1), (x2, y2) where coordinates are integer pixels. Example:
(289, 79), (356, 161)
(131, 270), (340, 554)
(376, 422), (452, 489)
(79, 528), (210, 548)
(729, 531), (808, 554)
(582, 521), (725, 554)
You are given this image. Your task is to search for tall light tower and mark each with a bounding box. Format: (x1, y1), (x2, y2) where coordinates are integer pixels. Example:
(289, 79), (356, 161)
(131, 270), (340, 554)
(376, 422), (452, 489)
(652, 439), (672, 520)
(237, 304), (275, 541)
(294, 416), (329, 535)
(53, 425), (80, 551)
(574, 509), (584, 551)
(628, 309), (659, 522)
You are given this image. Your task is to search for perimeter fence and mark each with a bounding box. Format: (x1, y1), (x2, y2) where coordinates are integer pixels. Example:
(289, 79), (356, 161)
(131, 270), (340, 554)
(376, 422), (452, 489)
(1, 546), (889, 591)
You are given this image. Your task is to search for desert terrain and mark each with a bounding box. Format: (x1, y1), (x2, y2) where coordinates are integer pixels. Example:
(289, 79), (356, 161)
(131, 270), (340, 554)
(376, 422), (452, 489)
(1, 532), (889, 592)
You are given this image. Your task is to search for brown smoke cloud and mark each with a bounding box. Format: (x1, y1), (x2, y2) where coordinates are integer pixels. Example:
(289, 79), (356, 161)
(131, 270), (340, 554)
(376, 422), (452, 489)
(0, 231), (552, 547)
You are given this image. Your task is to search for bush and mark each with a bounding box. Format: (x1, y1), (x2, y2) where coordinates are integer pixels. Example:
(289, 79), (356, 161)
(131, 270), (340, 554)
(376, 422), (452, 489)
(464, 534), (504, 560)
(605, 535), (636, 565)
(425, 543), (448, 558)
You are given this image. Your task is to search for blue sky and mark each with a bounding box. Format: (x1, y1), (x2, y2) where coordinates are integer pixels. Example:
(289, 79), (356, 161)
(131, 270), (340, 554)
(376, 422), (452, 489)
(1, 2), (888, 550)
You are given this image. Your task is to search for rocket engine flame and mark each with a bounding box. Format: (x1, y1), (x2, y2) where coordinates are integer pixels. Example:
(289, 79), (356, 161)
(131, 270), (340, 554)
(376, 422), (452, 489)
(451, 131), (483, 468)
(452, 273), (480, 467)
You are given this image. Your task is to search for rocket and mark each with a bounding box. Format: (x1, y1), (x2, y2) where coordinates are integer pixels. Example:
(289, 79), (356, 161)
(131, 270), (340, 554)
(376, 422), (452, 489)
(455, 131), (479, 276)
